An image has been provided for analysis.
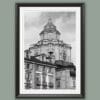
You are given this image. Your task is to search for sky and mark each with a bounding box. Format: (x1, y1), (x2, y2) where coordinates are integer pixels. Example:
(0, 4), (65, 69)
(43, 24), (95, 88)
(24, 11), (76, 64)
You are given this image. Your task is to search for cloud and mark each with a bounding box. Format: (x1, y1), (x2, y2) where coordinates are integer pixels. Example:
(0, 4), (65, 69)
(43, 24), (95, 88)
(24, 12), (42, 30)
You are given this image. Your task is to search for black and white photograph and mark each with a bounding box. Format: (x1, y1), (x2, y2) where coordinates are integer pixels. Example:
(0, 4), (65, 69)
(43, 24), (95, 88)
(16, 3), (85, 98)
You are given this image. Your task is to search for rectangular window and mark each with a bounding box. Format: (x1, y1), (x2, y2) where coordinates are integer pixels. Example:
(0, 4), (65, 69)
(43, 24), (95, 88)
(49, 76), (54, 88)
(56, 78), (61, 89)
(35, 73), (41, 89)
(35, 65), (42, 72)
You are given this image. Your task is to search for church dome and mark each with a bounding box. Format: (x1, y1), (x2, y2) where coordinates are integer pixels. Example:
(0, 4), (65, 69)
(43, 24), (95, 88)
(44, 18), (56, 31)
(40, 18), (60, 35)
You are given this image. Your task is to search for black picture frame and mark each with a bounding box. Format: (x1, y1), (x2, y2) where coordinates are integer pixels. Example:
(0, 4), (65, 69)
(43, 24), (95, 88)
(15, 3), (85, 98)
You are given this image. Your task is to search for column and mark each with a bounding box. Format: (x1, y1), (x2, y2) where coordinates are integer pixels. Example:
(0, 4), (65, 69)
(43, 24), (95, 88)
(40, 72), (43, 89)
(46, 68), (49, 89)
(53, 68), (56, 89)
(65, 70), (70, 88)
(60, 71), (66, 89)
(31, 64), (35, 89)
(40, 66), (43, 89)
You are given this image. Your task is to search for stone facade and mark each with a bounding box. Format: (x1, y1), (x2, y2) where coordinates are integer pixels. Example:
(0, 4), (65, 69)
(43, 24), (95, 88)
(24, 18), (76, 89)
(24, 57), (56, 89)
(29, 18), (71, 63)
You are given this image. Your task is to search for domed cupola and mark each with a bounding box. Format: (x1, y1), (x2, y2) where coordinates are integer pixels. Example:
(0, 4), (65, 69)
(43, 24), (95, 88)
(40, 18), (61, 40)
(44, 18), (56, 32)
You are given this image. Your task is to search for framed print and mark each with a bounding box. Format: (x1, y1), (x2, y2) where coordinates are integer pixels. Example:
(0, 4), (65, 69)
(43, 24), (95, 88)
(15, 3), (85, 98)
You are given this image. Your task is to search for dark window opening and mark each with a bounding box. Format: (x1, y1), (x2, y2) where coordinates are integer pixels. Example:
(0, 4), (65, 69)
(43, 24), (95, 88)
(26, 63), (29, 69)
(49, 82), (53, 88)
(35, 77), (41, 89)
(56, 78), (60, 88)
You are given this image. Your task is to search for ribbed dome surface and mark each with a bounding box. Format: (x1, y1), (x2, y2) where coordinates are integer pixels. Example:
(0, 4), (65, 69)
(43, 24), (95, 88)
(44, 18), (56, 30)
(40, 18), (60, 35)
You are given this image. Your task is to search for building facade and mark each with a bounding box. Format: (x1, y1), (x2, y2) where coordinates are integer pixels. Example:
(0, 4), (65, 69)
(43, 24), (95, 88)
(24, 18), (76, 89)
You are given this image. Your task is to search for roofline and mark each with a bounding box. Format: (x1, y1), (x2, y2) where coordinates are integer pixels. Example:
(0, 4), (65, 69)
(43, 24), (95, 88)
(24, 59), (56, 68)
